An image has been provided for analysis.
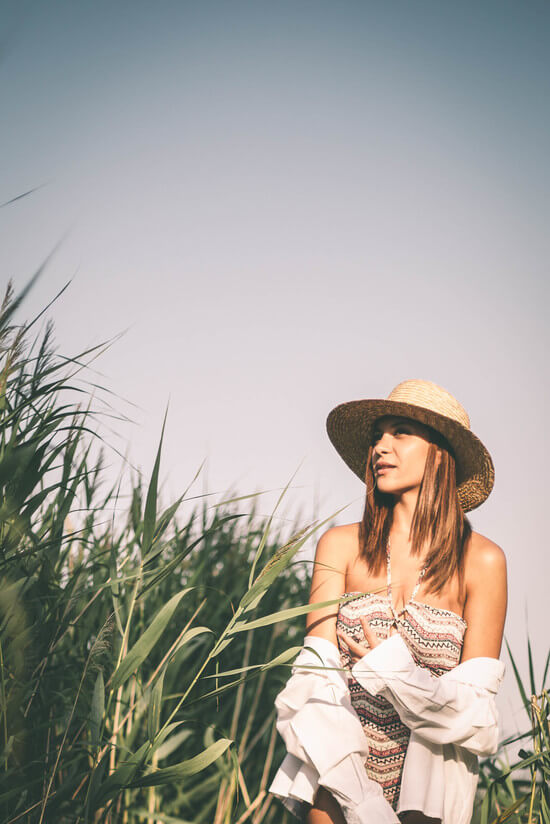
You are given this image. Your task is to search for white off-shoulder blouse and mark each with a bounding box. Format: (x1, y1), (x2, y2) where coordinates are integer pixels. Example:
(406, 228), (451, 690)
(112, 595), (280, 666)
(269, 633), (505, 824)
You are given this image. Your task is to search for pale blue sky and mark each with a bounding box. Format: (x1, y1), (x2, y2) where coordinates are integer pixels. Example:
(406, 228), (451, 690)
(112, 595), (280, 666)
(2, 0), (549, 745)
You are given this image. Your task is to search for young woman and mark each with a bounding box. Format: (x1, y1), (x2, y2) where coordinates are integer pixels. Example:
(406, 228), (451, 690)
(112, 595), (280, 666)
(270, 379), (507, 824)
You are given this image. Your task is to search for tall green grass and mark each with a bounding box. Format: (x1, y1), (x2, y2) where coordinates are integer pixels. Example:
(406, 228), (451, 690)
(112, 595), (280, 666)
(473, 641), (550, 824)
(0, 279), (354, 823)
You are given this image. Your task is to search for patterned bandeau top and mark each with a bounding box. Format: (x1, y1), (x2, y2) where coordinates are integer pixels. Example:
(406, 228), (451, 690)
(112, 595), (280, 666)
(336, 547), (467, 811)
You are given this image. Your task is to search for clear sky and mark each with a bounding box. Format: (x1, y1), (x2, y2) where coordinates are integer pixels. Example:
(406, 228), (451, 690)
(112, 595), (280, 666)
(2, 0), (549, 747)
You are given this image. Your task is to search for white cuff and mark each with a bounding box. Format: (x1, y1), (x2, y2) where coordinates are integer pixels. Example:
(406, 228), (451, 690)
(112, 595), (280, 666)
(321, 753), (400, 824)
(351, 633), (412, 695)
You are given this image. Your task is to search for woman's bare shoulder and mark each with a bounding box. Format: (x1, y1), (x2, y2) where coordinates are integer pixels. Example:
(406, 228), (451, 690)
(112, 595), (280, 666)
(315, 522), (360, 562)
(317, 521), (359, 546)
(464, 530), (507, 582)
(320, 521), (360, 538)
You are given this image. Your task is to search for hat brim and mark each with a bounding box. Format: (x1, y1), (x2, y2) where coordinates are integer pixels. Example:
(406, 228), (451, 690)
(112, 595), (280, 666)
(326, 399), (494, 512)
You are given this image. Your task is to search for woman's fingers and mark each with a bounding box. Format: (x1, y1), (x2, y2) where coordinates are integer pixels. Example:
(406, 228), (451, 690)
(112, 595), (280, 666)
(336, 629), (368, 660)
(359, 615), (381, 648)
(337, 615), (382, 662)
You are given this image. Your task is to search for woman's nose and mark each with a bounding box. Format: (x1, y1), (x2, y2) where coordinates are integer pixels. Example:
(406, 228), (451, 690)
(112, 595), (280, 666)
(374, 433), (392, 454)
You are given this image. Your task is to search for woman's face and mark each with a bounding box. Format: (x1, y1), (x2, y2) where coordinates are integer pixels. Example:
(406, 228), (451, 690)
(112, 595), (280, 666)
(371, 415), (437, 496)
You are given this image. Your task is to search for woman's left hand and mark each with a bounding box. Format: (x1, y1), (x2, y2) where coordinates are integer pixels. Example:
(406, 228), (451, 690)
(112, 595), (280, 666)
(337, 615), (386, 664)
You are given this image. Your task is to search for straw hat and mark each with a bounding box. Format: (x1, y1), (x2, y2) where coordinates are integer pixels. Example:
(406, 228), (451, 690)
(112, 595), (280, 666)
(326, 379), (494, 512)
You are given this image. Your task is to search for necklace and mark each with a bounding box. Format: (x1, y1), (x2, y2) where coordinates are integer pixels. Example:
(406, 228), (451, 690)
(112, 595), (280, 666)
(386, 537), (429, 629)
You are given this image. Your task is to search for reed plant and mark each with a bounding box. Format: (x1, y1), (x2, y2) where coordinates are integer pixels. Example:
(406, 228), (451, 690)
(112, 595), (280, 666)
(473, 640), (550, 824)
(0, 278), (350, 823)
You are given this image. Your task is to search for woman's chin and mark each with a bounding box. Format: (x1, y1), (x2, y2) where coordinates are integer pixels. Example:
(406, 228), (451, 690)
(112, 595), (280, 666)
(376, 479), (421, 498)
(376, 481), (411, 496)
(376, 479), (396, 492)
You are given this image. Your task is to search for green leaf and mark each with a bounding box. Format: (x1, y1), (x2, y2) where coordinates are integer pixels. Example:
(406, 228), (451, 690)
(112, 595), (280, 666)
(527, 634), (536, 696)
(142, 404), (169, 557)
(155, 729), (193, 762)
(148, 670), (165, 744)
(90, 671), (104, 748)
(168, 626), (214, 667)
(149, 722), (186, 756)
(204, 645), (303, 678)
(90, 741), (151, 806)
(239, 542), (303, 614)
(210, 637), (233, 658)
(240, 505), (349, 615)
(132, 737), (233, 788)
(497, 750), (543, 777)
(171, 626), (214, 657)
(0, 736), (14, 764)
(494, 794), (529, 822)
(479, 782), (492, 824)
(111, 588), (193, 690)
(247, 465), (302, 588)
(141, 514), (246, 595)
(229, 594), (359, 633)
(143, 494), (186, 565)
(505, 637), (530, 720)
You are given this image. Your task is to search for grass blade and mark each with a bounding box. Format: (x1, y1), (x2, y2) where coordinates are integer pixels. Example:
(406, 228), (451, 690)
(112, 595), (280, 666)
(133, 738), (233, 788)
(90, 671), (105, 748)
(111, 589), (193, 690)
(142, 403), (169, 557)
(505, 637), (530, 720)
(148, 670), (165, 744)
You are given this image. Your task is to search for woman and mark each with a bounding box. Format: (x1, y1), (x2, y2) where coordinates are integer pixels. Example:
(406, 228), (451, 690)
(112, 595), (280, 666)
(269, 379), (507, 824)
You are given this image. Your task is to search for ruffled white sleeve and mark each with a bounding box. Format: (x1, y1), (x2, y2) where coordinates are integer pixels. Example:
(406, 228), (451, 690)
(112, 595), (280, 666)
(269, 635), (399, 824)
(351, 633), (505, 757)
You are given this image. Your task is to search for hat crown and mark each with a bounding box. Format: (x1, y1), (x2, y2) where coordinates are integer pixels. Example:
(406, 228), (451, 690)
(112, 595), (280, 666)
(387, 379), (470, 430)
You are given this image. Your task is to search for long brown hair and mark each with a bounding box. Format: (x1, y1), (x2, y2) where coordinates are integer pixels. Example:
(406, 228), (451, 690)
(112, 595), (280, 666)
(358, 425), (471, 600)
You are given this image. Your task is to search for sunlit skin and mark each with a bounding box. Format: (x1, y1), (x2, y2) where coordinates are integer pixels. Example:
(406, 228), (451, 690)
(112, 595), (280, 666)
(306, 414), (508, 824)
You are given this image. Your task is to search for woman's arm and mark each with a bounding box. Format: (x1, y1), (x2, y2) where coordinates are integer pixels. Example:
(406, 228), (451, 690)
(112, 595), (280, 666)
(460, 535), (508, 661)
(305, 525), (350, 645)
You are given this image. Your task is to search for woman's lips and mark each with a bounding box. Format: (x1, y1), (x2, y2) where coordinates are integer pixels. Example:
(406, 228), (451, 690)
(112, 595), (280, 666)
(376, 465), (395, 474)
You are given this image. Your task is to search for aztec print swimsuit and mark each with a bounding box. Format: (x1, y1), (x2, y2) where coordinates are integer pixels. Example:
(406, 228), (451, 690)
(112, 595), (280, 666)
(336, 545), (467, 810)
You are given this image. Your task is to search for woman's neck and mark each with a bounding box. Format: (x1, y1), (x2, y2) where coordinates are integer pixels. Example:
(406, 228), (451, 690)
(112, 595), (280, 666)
(390, 488), (420, 544)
